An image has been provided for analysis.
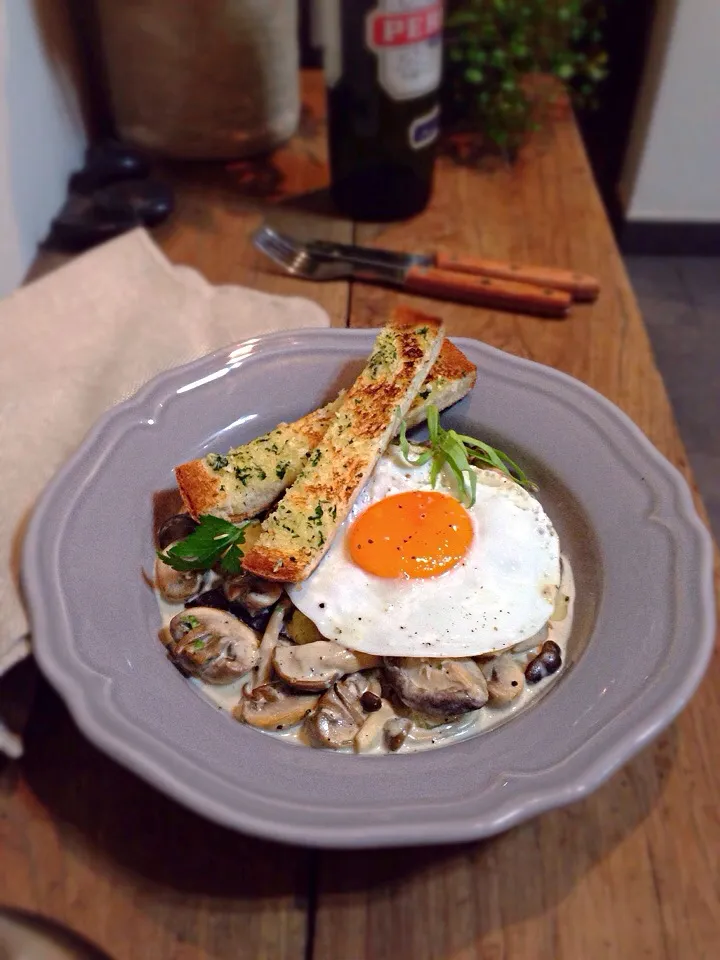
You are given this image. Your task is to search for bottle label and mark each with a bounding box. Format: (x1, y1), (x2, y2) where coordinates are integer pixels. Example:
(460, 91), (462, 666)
(409, 104), (440, 150)
(366, 1), (444, 102)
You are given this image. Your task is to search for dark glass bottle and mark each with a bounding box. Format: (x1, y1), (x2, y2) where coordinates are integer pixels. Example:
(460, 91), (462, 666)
(321, 0), (444, 222)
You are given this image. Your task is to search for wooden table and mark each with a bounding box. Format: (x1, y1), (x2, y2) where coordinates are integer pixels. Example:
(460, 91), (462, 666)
(2, 72), (718, 960)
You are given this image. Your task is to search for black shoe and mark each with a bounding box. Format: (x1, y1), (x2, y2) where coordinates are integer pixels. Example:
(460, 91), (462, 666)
(45, 180), (174, 252)
(69, 139), (152, 194)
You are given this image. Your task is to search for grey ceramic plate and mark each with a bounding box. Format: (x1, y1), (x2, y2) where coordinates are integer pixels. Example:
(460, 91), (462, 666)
(23, 329), (715, 848)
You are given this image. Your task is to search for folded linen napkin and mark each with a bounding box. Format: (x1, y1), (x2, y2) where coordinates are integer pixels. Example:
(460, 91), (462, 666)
(0, 228), (330, 756)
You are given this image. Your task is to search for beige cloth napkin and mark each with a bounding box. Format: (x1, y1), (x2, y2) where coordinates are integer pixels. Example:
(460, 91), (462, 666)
(0, 228), (330, 755)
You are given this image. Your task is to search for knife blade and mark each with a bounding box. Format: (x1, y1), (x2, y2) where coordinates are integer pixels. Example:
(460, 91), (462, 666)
(297, 238), (573, 317)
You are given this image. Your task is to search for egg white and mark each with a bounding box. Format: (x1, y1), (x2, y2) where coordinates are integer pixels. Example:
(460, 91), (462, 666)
(287, 444), (561, 658)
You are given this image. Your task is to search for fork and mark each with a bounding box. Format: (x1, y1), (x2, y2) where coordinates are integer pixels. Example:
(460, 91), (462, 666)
(253, 225), (574, 318)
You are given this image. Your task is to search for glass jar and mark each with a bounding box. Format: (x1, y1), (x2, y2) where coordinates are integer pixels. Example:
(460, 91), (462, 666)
(95, 0), (300, 159)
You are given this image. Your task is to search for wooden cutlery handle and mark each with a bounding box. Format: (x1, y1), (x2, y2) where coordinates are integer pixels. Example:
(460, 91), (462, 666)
(404, 266), (571, 318)
(435, 252), (600, 303)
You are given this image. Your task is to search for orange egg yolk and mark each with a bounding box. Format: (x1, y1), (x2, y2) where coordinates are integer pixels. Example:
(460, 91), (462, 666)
(348, 491), (473, 579)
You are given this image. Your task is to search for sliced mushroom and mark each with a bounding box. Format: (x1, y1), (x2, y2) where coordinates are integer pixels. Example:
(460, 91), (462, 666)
(251, 596), (292, 690)
(154, 554), (203, 603)
(304, 673), (382, 750)
(337, 672), (382, 724)
(305, 685), (359, 750)
(168, 607), (259, 684)
(384, 717), (412, 752)
(157, 513), (198, 550)
(384, 658), (489, 718)
(235, 683), (319, 730)
(185, 586), (229, 611)
(483, 654), (525, 705)
(273, 641), (380, 692)
(223, 572), (283, 614)
(354, 700), (396, 753)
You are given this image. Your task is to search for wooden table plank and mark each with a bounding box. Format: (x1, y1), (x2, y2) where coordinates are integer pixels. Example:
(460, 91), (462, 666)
(0, 71), (346, 960)
(1, 679), (311, 960)
(314, 96), (720, 960)
(154, 71), (351, 328)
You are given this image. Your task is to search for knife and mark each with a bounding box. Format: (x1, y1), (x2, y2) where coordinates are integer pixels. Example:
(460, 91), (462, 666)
(253, 227), (597, 318)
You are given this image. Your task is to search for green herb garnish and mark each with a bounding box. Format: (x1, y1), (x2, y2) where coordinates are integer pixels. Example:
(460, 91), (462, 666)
(308, 504), (324, 525)
(398, 404), (535, 506)
(207, 454), (228, 470)
(157, 515), (252, 574)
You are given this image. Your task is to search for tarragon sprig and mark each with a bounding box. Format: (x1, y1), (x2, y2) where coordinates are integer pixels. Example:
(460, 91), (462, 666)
(157, 515), (252, 574)
(398, 404), (535, 506)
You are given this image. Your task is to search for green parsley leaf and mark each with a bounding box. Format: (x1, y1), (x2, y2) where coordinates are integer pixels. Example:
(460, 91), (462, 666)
(157, 515), (252, 573)
(307, 504), (324, 525)
(399, 404), (535, 506)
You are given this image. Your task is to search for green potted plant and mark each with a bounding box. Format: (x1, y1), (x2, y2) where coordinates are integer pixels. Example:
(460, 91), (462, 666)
(443, 0), (609, 159)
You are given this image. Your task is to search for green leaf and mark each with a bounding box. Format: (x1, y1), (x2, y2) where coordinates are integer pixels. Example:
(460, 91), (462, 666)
(464, 67), (485, 85)
(158, 515), (251, 572)
(220, 543), (246, 574)
(442, 0), (607, 149)
(426, 403), (440, 442)
(398, 405), (535, 505)
(469, 49), (487, 64)
(399, 419), (432, 467)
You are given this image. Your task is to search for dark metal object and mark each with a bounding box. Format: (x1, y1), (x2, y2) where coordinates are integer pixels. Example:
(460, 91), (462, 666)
(46, 139), (174, 252)
(70, 140), (151, 194)
(253, 225), (429, 284)
(46, 180), (174, 252)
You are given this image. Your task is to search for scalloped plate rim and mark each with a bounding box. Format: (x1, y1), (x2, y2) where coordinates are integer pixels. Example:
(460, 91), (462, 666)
(22, 328), (716, 848)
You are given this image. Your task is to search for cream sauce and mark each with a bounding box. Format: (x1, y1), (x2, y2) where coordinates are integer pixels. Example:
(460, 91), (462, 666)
(155, 557), (575, 755)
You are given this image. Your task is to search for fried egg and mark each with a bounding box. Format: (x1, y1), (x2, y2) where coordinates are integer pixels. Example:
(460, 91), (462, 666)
(287, 444), (560, 658)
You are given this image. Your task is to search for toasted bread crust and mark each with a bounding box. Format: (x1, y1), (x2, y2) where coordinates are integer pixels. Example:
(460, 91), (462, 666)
(175, 338), (476, 522)
(242, 308), (445, 582)
(175, 399), (342, 521)
(175, 460), (223, 518)
(424, 339), (476, 383)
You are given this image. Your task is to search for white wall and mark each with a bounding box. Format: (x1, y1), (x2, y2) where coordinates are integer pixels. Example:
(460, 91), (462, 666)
(621, 0), (720, 223)
(0, 0), (86, 296)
